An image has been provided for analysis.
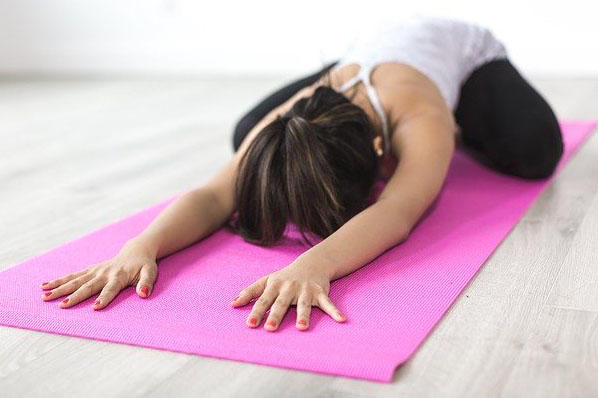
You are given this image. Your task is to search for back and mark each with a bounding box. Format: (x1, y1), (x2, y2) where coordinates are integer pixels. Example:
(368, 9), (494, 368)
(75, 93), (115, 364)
(333, 16), (509, 111)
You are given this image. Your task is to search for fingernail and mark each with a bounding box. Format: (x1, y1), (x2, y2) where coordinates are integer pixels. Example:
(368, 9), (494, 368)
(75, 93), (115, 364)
(62, 298), (69, 305)
(249, 317), (257, 326)
(140, 285), (149, 296)
(44, 291), (52, 297)
(298, 319), (307, 326)
(266, 320), (276, 328)
(94, 299), (101, 306)
(41, 281), (49, 286)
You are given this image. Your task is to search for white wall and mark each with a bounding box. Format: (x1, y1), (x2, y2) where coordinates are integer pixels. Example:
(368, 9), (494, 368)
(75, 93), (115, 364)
(0, 0), (596, 76)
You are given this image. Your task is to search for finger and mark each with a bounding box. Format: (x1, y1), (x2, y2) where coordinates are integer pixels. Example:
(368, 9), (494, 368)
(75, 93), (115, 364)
(264, 286), (295, 331)
(232, 277), (267, 307)
(42, 273), (93, 301)
(93, 279), (126, 310)
(40, 269), (89, 290)
(316, 293), (346, 322)
(60, 277), (105, 308)
(295, 290), (313, 330)
(246, 286), (278, 328)
(136, 263), (158, 298)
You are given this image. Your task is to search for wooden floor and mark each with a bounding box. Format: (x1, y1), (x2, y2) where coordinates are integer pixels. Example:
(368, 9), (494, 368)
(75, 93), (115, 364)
(0, 75), (597, 397)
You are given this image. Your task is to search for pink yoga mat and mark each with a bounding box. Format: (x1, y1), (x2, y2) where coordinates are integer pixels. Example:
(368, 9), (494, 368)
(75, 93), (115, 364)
(0, 120), (595, 382)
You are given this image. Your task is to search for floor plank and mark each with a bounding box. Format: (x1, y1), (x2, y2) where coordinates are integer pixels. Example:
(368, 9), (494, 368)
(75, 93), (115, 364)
(0, 75), (597, 397)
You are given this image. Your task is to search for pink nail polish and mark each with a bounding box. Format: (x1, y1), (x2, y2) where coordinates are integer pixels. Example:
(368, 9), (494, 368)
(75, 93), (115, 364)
(298, 319), (307, 326)
(267, 320), (276, 328)
(44, 292), (52, 297)
(94, 299), (101, 306)
(249, 317), (257, 326)
(140, 286), (149, 296)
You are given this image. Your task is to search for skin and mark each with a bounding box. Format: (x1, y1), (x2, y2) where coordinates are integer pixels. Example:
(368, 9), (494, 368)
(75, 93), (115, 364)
(40, 61), (456, 332)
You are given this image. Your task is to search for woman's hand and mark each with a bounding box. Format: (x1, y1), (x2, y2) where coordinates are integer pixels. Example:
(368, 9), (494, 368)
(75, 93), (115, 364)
(231, 257), (347, 331)
(39, 238), (158, 310)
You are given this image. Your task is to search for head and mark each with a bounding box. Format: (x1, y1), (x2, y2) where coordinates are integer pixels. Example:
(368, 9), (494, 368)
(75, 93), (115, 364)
(225, 76), (382, 247)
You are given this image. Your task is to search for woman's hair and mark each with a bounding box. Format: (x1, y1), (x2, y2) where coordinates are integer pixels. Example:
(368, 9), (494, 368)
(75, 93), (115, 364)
(225, 68), (381, 247)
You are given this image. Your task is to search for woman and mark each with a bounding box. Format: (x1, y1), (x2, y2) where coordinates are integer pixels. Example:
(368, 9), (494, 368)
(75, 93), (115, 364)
(39, 16), (563, 332)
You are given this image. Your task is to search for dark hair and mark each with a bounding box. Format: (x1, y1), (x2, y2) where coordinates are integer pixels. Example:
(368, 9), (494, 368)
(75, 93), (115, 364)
(225, 70), (381, 247)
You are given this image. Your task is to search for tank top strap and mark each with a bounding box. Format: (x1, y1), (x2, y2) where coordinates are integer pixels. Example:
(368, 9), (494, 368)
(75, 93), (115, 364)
(336, 62), (392, 154)
(364, 79), (391, 154)
(337, 72), (362, 92)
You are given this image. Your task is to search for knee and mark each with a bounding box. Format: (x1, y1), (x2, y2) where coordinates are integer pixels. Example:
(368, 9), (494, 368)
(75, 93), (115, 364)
(502, 121), (564, 179)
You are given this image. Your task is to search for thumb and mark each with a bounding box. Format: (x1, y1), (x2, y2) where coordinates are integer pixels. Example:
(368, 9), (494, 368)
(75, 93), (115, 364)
(137, 262), (158, 298)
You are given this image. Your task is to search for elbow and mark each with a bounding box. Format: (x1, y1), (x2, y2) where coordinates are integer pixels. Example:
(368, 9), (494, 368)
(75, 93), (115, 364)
(191, 187), (231, 229)
(383, 227), (410, 252)
(396, 227), (410, 244)
(375, 198), (413, 245)
(388, 222), (410, 247)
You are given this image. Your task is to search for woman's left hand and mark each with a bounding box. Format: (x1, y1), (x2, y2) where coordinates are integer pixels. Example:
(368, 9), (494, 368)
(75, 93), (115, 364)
(231, 257), (347, 331)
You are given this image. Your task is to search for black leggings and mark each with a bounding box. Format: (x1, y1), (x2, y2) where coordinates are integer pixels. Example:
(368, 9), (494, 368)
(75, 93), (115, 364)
(232, 58), (564, 179)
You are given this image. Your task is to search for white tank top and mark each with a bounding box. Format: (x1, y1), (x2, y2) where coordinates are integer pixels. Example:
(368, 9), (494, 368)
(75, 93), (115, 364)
(331, 16), (509, 154)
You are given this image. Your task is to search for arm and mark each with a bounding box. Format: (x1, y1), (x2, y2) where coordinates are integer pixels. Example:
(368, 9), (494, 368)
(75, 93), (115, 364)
(301, 109), (456, 281)
(131, 84), (320, 259)
(42, 83), (323, 310)
(128, 187), (228, 259)
(231, 109), (457, 331)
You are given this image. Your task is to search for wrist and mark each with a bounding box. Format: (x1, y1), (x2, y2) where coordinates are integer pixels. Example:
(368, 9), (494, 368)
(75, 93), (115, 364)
(122, 233), (162, 259)
(297, 246), (338, 281)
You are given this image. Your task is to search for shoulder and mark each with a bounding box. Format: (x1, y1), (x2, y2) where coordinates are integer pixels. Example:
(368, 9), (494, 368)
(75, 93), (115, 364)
(380, 74), (457, 159)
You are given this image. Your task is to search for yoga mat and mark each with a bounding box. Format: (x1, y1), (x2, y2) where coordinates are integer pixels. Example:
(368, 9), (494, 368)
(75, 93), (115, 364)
(0, 120), (595, 382)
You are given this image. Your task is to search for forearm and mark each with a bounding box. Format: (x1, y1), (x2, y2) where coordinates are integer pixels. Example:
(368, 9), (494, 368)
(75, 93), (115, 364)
(299, 197), (412, 281)
(300, 127), (452, 280)
(128, 187), (228, 259)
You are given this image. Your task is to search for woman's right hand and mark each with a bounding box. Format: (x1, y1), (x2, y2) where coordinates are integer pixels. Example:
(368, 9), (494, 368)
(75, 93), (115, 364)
(39, 238), (159, 310)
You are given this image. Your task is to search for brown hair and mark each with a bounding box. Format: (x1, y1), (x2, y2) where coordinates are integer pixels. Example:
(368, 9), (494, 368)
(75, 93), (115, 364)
(225, 72), (380, 247)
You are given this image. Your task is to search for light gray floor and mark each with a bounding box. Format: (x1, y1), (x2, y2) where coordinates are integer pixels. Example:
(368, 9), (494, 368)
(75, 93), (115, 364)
(1, 75), (597, 397)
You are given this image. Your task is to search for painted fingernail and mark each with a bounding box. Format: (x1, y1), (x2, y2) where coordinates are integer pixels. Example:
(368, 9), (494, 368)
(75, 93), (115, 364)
(140, 285), (149, 296)
(266, 320), (276, 328)
(62, 298), (69, 305)
(249, 317), (257, 326)
(44, 291), (52, 297)
(94, 299), (101, 306)
(298, 319), (307, 326)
